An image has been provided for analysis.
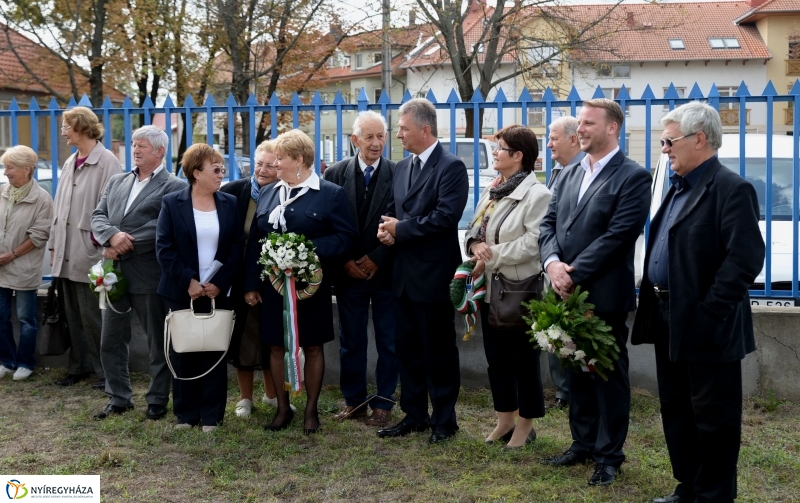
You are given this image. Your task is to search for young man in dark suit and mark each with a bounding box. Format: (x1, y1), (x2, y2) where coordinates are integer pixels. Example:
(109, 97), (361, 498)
(539, 98), (651, 485)
(633, 102), (764, 503)
(324, 111), (398, 427)
(377, 98), (469, 444)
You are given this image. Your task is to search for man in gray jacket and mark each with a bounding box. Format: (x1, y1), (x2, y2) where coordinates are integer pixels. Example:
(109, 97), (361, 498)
(90, 126), (186, 420)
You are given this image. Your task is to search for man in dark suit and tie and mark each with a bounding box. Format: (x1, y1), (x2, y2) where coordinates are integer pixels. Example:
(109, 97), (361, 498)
(324, 111), (398, 427)
(633, 102), (764, 503)
(539, 98), (651, 485)
(376, 98), (469, 444)
(90, 126), (186, 421)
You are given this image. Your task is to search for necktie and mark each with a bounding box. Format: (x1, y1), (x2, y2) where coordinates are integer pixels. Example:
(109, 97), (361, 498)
(409, 156), (422, 188)
(364, 165), (374, 186)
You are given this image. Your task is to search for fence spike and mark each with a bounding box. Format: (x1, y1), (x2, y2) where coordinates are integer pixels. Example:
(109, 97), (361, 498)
(789, 79), (800, 95)
(688, 83), (704, 99)
(566, 86), (581, 101)
(542, 87), (557, 101)
(401, 90), (413, 103)
(311, 92), (324, 105)
(357, 87), (369, 103)
(289, 92), (303, 105)
(225, 93), (238, 106)
(378, 90), (391, 104)
(332, 91), (346, 105)
(122, 96), (134, 108)
(8, 98), (19, 111)
(708, 83), (720, 98)
(183, 94), (196, 108)
(48, 97), (59, 110)
(268, 93), (281, 106)
(164, 96), (175, 108)
(246, 94), (258, 106)
(592, 85), (605, 99)
(28, 97), (40, 111)
(78, 94), (92, 106)
(663, 84), (680, 99)
(67, 96), (78, 108)
(446, 88), (462, 103)
(143, 96), (155, 108)
(762, 80), (778, 97)
(494, 88), (508, 103)
(426, 89), (438, 103)
(616, 85), (631, 101)
(640, 85), (655, 100)
(470, 89), (484, 103)
(735, 81), (751, 97)
(101, 96), (113, 109)
(204, 93), (217, 106)
(518, 87), (533, 102)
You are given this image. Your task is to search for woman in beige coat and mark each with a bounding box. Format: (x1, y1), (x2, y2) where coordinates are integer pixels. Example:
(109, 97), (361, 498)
(49, 106), (121, 387)
(465, 125), (552, 449)
(0, 146), (54, 380)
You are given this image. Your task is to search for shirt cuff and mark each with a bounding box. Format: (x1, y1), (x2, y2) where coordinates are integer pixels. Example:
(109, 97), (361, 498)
(543, 253), (560, 271)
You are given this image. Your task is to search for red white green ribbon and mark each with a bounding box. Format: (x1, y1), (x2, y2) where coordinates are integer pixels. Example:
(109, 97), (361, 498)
(452, 264), (486, 341)
(274, 270), (304, 395)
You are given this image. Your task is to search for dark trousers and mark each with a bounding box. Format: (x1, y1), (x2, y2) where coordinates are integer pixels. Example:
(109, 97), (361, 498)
(164, 297), (228, 427)
(336, 282), (398, 411)
(395, 291), (460, 430)
(479, 303), (545, 419)
(568, 310), (630, 468)
(655, 301), (742, 503)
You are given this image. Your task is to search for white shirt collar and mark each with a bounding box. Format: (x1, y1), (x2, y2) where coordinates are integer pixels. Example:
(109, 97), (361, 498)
(414, 141), (439, 168)
(273, 170), (320, 192)
(357, 155), (379, 173)
(133, 163), (164, 180)
(580, 146), (619, 174)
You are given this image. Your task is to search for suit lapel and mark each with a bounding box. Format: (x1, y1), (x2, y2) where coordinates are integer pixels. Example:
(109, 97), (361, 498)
(213, 192), (229, 260)
(112, 172), (136, 219)
(671, 160), (719, 229)
(365, 157), (391, 227)
(342, 157), (359, 221)
(567, 151), (623, 226)
(394, 157), (411, 210)
(176, 187), (197, 249)
(124, 168), (166, 217)
(404, 143), (440, 205)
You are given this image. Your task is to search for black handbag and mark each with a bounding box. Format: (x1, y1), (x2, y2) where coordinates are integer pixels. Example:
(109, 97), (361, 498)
(488, 201), (545, 330)
(39, 279), (71, 356)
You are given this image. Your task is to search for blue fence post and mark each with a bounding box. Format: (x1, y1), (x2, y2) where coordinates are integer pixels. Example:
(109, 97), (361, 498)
(617, 85), (631, 154)
(567, 85), (580, 118)
(48, 98), (61, 194)
(204, 93), (216, 147)
(519, 87), (532, 129)
(763, 81), (779, 298)
(378, 90), (392, 159)
(122, 96), (134, 171)
(164, 96), (175, 174)
(142, 96), (154, 127)
(333, 91), (345, 161)
(791, 80), (800, 300)
(183, 94), (196, 154)
(289, 92), (302, 130)
(9, 98), (19, 145)
(312, 91), (325, 174)
(247, 93), (258, 176)
(494, 87), (507, 132)
(470, 90), (484, 204)
(268, 93), (280, 141)
(27, 98), (39, 173)
(100, 96), (113, 151)
(446, 89), (460, 158)
(225, 93), (237, 181)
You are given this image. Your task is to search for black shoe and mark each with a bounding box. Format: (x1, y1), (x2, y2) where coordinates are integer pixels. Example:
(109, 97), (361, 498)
(264, 408), (294, 432)
(304, 410), (320, 435)
(56, 372), (91, 386)
(146, 405), (167, 420)
(92, 379), (106, 390)
(502, 428), (537, 450)
(653, 493), (687, 503)
(377, 418), (429, 438)
(542, 450), (590, 466)
(547, 398), (569, 410)
(428, 427), (456, 444)
(588, 463), (618, 486)
(93, 403), (134, 420)
(485, 426), (515, 445)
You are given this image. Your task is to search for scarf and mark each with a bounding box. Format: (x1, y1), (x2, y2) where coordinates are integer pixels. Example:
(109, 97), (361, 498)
(250, 175), (261, 203)
(5, 178), (33, 222)
(268, 184), (310, 232)
(468, 171), (529, 244)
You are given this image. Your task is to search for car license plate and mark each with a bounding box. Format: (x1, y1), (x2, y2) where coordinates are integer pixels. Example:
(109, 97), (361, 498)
(751, 298), (796, 307)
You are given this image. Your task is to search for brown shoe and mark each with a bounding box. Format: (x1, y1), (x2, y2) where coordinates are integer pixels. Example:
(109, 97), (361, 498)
(365, 408), (392, 427)
(333, 405), (367, 421)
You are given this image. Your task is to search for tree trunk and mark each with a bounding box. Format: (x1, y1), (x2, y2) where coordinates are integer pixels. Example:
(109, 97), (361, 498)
(89, 0), (109, 107)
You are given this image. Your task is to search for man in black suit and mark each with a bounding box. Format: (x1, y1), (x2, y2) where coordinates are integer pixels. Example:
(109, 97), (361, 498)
(376, 98), (469, 444)
(539, 98), (651, 486)
(324, 111), (398, 427)
(633, 102), (764, 503)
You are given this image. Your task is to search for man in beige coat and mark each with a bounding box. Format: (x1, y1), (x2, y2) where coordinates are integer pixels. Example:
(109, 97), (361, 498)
(49, 106), (121, 387)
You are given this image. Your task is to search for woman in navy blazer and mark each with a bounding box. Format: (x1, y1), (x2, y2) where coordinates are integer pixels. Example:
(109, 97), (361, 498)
(156, 144), (244, 431)
(244, 130), (357, 434)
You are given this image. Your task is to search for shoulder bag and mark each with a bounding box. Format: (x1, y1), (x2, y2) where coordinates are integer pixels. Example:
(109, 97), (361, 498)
(164, 299), (235, 380)
(488, 200), (545, 330)
(39, 279), (71, 356)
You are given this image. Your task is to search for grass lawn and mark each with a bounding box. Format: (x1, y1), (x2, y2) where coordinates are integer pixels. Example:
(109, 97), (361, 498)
(1, 369), (798, 502)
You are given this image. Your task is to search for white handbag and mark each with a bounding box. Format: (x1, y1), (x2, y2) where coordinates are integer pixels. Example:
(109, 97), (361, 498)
(164, 299), (236, 381)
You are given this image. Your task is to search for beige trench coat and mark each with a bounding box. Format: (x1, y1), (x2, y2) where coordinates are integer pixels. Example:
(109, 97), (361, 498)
(49, 142), (121, 282)
(464, 173), (552, 300)
(0, 180), (54, 290)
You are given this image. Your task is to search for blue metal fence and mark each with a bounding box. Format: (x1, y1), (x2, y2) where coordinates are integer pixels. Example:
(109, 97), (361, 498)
(2, 80), (799, 300)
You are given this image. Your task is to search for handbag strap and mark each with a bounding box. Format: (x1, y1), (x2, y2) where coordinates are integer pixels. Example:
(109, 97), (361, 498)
(494, 200), (519, 244)
(164, 300), (234, 381)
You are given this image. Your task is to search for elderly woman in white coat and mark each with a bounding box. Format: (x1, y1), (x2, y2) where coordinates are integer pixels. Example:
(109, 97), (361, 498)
(0, 146), (54, 380)
(465, 125), (552, 449)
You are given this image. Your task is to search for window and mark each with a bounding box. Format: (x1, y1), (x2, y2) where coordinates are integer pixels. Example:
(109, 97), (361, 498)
(669, 39), (685, 50)
(528, 90), (545, 126)
(0, 101), (11, 149)
(374, 88), (382, 103)
(602, 88), (631, 116)
(718, 86), (739, 110)
(613, 65), (631, 78)
(596, 63), (612, 77)
(709, 38), (740, 49)
(373, 53), (382, 64)
(662, 86), (686, 111)
(356, 53), (363, 69)
(623, 133), (631, 156)
(789, 35), (800, 59)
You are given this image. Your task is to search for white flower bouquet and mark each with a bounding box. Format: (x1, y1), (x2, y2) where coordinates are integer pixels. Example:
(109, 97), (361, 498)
(524, 286), (620, 381)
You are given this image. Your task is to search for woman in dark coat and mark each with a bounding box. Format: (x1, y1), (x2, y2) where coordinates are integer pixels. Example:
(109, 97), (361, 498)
(156, 144), (244, 431)
(244, 130), (357, 434)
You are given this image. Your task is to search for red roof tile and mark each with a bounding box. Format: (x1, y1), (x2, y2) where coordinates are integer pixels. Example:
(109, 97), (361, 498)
(735, 0), (800, 22)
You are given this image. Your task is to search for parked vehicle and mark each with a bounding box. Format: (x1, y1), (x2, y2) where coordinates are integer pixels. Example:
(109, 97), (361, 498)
(650, 133), (797, 305)
(440, 138), (499, 180)
(0, 167), (60, 197)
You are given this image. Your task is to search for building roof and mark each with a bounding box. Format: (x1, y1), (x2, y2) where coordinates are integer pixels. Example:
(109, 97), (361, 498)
(735, 0), (800, 23)
(0, 23), (125, 103)
(565, 2), (771, 64)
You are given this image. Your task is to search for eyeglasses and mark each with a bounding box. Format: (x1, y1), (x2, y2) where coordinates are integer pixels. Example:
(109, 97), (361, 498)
(60, 125), (72, 133)
(201, 165), (227, 175)
(660, 133), (696, 148)
(258, 162), (278, 170)
(492, 145), (515, 153)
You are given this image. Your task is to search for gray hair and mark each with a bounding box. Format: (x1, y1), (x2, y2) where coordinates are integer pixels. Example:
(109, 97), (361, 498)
(660, 102), (722, 150)
(352, 111), (388, 137)
(132, 125), (169, 156)
(0, 145), (37, 179)
(255, 139), (275, 157)
(549, 116), (578, 138)
(398, 98), (438, 137)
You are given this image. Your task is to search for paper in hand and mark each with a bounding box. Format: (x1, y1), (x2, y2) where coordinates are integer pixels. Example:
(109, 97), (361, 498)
(200, 260), (223, 285)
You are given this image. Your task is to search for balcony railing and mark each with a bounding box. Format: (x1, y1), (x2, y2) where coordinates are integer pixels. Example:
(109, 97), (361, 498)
(719, 107), (750, 126)
(786, 59), (800, 76)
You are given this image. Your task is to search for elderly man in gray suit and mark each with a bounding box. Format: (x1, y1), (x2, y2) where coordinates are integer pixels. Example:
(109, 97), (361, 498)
(90, 126), (186, 420)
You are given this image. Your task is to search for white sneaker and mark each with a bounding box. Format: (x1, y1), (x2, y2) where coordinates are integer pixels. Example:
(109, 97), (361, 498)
(262, 394), (296, 411)
(174, 423), (192, 430)
(202, 425), (218, 433)
(12, 367), (32, 381)
(235, 399), (253, 417)
(0, 365), (13, 378)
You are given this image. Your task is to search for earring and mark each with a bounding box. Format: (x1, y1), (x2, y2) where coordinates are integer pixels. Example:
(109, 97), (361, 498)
(296, 170), (300, 179)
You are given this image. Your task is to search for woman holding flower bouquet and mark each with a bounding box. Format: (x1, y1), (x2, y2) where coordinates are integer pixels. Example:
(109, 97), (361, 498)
(464, 125), (551, 449)
(156, 144), (244, 431)
(244, 129), (357, 434)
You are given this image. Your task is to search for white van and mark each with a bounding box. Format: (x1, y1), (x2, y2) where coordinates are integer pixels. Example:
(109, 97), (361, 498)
(650, 133), (797, 306)
(440, 138), (499, 181)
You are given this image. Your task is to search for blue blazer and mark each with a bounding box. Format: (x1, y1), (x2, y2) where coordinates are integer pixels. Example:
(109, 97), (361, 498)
(156, 186), (244, 304)
(386, 142), (469, 302)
